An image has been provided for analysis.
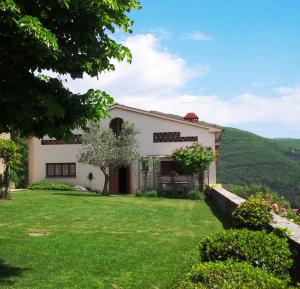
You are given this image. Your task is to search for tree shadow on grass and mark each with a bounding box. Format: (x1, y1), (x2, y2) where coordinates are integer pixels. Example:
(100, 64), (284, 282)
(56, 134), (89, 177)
(205, 200), (233, 229)
(0, 259), (30, 286)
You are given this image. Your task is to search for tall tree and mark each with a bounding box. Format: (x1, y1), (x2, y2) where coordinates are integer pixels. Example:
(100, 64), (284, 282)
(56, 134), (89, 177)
(0, 0), (141, 138)
(0, 139), (21, 199)
(172, 144), (215, 190)
(78, 122), (139, 195)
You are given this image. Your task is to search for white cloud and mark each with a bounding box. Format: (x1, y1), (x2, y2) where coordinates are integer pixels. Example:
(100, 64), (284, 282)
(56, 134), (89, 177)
(47, 33), (300, 137)
(116, 91), (300, 129)
(181, 31), (213, 41)
(64, 34), (208, 96)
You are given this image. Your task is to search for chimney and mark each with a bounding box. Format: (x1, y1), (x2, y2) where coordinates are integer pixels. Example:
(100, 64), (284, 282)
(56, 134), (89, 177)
(183, 112), (199, 122)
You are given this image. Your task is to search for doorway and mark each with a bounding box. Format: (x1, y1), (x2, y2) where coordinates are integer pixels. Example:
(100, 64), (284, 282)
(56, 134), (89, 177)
(109, 166), (131, 194)
(118, 167), (129, 194)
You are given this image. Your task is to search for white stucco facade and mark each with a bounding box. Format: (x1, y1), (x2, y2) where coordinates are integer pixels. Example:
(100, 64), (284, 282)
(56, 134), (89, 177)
(28, 104), (222, 193)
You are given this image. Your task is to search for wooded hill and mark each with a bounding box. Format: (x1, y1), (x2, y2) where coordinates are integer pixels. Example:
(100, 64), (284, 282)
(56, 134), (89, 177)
(217, 127), (300, 208)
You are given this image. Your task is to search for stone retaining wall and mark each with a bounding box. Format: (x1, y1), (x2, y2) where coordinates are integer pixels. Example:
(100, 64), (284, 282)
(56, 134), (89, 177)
(208, 187), (300, 282)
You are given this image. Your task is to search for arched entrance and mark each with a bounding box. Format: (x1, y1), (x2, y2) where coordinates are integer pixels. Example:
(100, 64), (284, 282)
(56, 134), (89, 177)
(110, 117), (123, 135)
(108, 117), (131, 194)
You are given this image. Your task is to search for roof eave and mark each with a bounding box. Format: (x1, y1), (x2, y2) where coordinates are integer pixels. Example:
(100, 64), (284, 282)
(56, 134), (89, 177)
(109, 104), (222, 131)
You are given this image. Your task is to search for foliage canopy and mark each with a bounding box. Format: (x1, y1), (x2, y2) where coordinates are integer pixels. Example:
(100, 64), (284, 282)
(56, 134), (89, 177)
(173, 143), (215, 189)
(0, 0), (141, 138)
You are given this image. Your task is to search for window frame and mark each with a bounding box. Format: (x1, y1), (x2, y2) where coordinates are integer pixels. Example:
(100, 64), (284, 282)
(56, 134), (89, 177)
(46, 163), (76, 178)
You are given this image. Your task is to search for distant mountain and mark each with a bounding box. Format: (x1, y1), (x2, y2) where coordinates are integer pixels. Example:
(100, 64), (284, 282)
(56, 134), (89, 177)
(217, 127), (300, 208)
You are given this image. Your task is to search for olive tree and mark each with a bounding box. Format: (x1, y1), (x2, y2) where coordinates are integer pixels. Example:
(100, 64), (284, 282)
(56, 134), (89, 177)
(172, 143), (215, 190)
(78, 122), (139, 195)
(0, 139), (21, 199)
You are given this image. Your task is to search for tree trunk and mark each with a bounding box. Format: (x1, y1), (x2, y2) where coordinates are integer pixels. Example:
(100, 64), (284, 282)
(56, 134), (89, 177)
(1, 164), (11, 200)
(198, 170), (205, 191)
(102, 171), (110, 196)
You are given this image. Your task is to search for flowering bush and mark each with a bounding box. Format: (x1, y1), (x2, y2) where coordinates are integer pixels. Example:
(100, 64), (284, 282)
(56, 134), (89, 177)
(252, 192), (300, 225)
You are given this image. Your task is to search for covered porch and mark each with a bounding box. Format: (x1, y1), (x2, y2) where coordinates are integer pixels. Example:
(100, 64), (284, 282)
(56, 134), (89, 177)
(137, 155), (210, 196)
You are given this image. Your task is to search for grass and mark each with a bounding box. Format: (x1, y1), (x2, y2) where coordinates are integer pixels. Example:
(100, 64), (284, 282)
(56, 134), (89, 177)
(0, 190), (225, 289)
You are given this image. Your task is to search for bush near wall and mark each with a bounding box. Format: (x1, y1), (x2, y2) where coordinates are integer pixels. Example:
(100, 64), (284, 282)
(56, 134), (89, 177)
(253, 192), (300, 226)
(135, 190), (158, 197)
(198, 229), (293, 280)
(178, 261), (298, 289)
(223, 184), (300, 225)
(158, 189), (204, 200)
(186, 190), (204, 200)
(29, 181), (76, 191)
(232, 197), (273, 230)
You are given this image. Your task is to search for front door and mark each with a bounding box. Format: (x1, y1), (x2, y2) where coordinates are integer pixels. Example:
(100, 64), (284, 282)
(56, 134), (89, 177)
(109, 166), (131, 194)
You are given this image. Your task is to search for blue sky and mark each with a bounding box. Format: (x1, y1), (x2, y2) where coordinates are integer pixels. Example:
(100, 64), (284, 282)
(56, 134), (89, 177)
(65, 0), (300, 138)
(131, 0), (300, 96)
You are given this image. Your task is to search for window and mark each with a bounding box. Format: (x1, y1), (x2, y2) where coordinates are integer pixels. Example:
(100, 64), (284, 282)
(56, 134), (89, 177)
(160, 161), (188, 175)
(46, 163), (76, 177)
(110, 118), (124, 135)
(153, 132), (198, 143)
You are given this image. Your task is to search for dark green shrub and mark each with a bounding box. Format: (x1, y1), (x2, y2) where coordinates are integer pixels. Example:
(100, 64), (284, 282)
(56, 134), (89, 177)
(158, 189), (204, 200)
(29, 181), (76, 191)
(198, 229), (293, 279)
(186, 190), (204, 200)
(9, 169), (19, 187)
(135, 190), (144, 197)
(144, 190), (158, 197)
(178, 261), (295, 289)
(233, 197), (272, 230)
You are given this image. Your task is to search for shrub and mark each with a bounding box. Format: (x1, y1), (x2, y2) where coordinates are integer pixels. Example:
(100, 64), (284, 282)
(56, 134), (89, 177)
(135, 190), (144, 197)
(252, 192), (300, 226)
(186, 190), (204, 200)
(233, 197), (273, 230)
(29, 181), (76, 191)
(198, 229), (293, 279)
(9, 169), (19, 187)
(144, 190), (158, 197)
(178, 261), (295, 289)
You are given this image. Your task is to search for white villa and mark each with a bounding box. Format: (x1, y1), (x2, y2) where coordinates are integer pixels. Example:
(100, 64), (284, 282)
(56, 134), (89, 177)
(28, 104), (223, 194)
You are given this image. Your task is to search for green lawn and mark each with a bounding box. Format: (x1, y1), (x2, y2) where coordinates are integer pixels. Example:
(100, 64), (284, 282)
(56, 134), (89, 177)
(0, 190), (225, 289)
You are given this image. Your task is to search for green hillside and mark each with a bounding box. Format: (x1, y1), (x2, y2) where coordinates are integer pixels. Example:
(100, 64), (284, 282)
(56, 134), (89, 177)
(217, 127), (300, 208)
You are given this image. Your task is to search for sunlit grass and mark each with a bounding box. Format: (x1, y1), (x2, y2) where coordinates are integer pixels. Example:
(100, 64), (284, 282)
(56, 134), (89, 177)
(0, 190), (225, 289)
